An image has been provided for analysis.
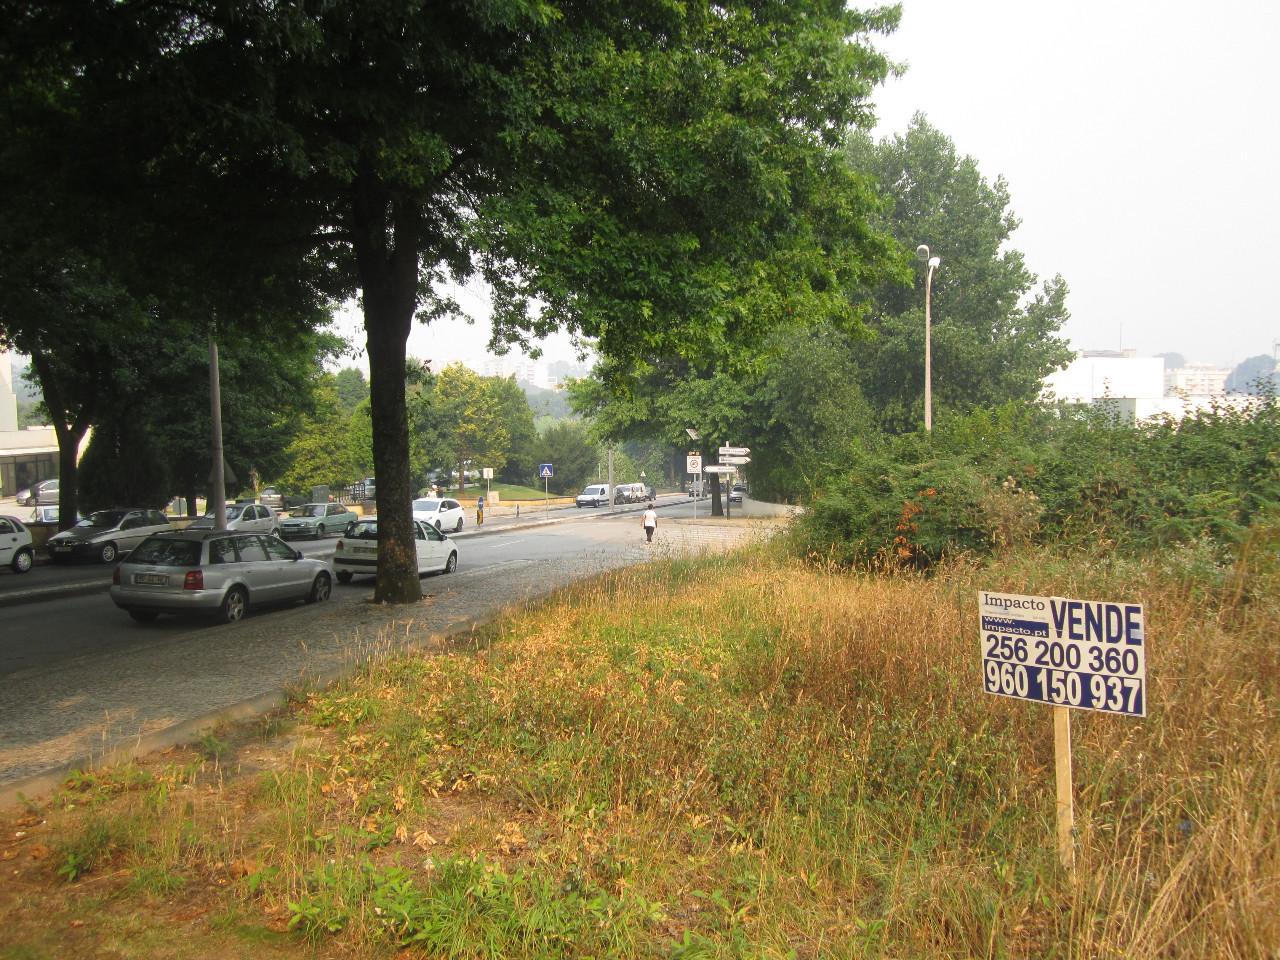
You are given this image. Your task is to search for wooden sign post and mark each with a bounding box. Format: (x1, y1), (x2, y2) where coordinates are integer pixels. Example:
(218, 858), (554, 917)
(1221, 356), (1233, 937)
(978, 591), (1147, 877)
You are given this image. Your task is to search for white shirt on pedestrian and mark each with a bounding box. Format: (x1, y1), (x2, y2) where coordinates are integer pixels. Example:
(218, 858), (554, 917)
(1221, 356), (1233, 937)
(642, 508), (657, 528)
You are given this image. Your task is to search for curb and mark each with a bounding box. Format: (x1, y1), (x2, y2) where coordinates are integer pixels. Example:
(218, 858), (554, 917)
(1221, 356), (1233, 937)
(0, 578), (110, 609)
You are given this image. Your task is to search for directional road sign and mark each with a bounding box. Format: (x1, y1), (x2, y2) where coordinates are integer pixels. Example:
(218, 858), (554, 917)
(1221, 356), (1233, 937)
(720, 455), (751, 465)
(719, 446), (750, 457)
(704, 464), (737, 474)
(539, 463), (554, 479)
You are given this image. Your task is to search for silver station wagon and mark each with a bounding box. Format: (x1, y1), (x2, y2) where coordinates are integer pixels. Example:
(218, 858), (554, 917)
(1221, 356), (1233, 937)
(110, 530), (332, 624)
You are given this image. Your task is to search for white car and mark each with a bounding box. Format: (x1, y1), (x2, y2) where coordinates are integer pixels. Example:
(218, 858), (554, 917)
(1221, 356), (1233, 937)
(411, 497), (465, 532)
(333, 517), (459, 584)
(0, 515), (36, 573)
(186, 502), (281, 536)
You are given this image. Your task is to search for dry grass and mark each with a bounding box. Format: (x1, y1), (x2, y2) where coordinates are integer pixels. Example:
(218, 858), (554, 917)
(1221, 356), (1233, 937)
(1, 538), (1276, 958)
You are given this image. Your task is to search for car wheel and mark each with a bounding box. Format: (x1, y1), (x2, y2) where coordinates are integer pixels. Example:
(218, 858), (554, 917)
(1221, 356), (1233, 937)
(315, 524), (325, 539)
(98, 541), (118, 564)
(219, 586), (248, 624)
(307, 572), (332, 603)
(444, 551), (457, 574)
(336, 570), (353, 585)
(11, 548), (34, 574)
(454, 517), (463, 532)
(128, 609), (159, 623)
(435, 520), (442, 531)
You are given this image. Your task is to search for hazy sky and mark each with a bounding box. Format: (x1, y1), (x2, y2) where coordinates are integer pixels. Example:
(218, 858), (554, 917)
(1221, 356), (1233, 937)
(872, 0), (1278, 367)
(335, 0), (1278, 373)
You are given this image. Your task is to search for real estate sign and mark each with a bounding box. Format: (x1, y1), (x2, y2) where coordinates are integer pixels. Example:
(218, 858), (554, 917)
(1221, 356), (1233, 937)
(978, 591), (1147, 718)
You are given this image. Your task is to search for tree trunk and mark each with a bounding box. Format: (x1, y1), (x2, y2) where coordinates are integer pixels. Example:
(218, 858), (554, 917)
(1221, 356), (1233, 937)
(353, 175), (422, 604)
(709, 448), (723, 517)
(29, 352), (90, 531)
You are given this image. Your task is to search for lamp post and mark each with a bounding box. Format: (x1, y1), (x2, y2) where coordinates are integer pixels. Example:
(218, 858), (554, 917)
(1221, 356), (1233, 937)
(915, 245), (941, 432)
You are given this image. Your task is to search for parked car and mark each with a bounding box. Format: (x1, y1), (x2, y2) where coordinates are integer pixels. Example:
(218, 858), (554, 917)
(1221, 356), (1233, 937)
(110, 530), (331, 624)
(613, 482), (647, 504)
(27, 505), (61, 524)
(47, 508), (171, 564)
(0, 515), (35, 573)
(576, 484), (611, 508)
(258, 487), (283, 509)
(279, 502), (359, 540)
(16, 478), (59, 506)
(333, 517), (458, 584)
(186, 502), (281, 536)
(411, 497), (465, 532)
(729, 484), (747, 504)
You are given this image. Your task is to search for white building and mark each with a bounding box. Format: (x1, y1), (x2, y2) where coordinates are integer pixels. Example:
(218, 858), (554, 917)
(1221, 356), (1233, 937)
(0, 350), (60, 500)
(1164, 364), (1229, 397)
(1043, 351), (1256, 423)
(1042, 350), (1164, 404)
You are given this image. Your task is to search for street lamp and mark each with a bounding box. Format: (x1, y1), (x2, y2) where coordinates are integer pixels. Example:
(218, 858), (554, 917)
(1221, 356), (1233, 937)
(915, 245), (941, 432)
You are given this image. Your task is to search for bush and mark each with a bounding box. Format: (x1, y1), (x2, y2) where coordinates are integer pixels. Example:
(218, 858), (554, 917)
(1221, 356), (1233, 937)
(796, 397), (1280, 566)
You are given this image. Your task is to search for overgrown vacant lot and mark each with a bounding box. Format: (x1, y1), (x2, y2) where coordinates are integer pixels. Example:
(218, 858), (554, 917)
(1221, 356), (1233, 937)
(2, 539), (1276, 958)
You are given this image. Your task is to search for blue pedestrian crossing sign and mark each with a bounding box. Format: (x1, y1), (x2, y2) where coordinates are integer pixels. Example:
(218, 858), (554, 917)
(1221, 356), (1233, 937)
(539, 463), (554, 478)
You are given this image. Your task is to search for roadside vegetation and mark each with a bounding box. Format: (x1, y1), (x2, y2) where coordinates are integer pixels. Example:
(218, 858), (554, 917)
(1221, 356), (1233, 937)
(3, 524), (1275, 957)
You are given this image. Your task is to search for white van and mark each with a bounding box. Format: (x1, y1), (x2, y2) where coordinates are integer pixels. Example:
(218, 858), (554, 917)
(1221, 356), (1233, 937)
(614, 482), (647, 504)
(575, 484), (610, 508)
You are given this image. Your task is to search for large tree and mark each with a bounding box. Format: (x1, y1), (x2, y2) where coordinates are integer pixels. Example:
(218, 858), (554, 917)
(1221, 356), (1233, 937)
(847, 116), (1074, 432)
(5, 0), (899, 600)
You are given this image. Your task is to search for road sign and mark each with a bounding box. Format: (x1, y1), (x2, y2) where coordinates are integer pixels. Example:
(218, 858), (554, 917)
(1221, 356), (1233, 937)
(978, 591), (1147, 717)
(718, 446), (750, 457)
(686, 455), (703, 474)
(703, 464), (736, 474)
(720, 455), (751, 465)
(539, 463), (554, 479)
(482, 467), (494, 480)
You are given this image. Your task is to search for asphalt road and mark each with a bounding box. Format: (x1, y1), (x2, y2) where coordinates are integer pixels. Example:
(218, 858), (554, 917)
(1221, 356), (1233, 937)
(0, 497), (786, 790)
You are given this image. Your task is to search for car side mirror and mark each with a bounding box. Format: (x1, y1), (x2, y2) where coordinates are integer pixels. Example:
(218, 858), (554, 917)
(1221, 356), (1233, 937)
(293, 549), (303, 561)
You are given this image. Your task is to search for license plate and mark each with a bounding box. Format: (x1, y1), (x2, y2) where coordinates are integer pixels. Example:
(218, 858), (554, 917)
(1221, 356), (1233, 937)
(354, 546), (375, 555)
(134, 573), (168, 585)
(53, 545), (71, 552)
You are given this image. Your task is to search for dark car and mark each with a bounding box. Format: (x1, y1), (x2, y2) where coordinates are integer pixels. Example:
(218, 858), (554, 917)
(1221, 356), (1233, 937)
(46, 508), (171, 564)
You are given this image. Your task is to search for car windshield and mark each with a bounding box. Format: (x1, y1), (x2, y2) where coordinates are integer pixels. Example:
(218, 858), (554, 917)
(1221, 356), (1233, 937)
(412, 500), (440, 512)
(200, 505), (244, 520)
(294, 505), (325, 518)
(129, 537), (201, 566)
(78, 510), (126, 528)
(346, 520), (379, 539)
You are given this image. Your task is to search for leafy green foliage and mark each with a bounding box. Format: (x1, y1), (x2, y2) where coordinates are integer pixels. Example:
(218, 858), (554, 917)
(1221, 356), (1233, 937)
(845, 116), (1074, 433)
(537, 420), (597, 495)
(796, 398), (1280, 565)
(278, 380), (361, 495)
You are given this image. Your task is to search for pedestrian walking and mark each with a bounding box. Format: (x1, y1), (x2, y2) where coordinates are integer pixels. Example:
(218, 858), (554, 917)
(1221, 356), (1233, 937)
(642, 505), (657, 543)
(476, 496), (485, 526)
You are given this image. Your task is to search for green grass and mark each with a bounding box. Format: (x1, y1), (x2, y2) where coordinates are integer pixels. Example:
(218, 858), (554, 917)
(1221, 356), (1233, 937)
(8, 535), (1278, 958)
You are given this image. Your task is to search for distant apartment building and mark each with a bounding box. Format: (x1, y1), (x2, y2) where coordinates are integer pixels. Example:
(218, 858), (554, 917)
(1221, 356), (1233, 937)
(481, 355), (539, 385)
(1163, 364), (1229, 397)
(1043, 351), (1253, 423)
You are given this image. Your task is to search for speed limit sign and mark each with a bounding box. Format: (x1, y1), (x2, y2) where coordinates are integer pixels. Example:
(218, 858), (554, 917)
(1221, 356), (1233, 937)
(686, 454), (703, 474)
